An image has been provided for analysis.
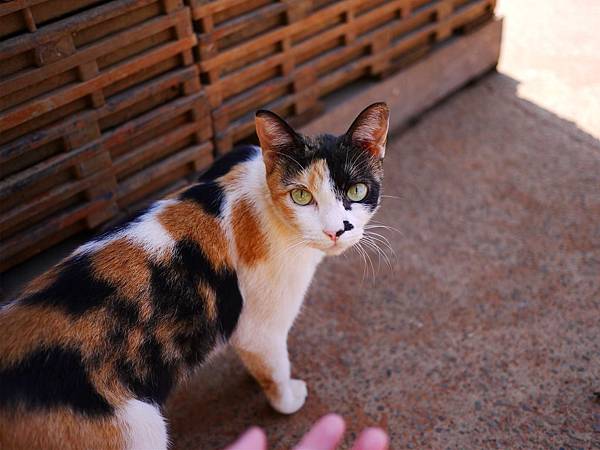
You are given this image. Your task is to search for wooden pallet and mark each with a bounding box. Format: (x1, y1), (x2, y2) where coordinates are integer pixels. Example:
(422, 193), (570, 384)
(0, 0), (212, 271)
(190, 0), (495, 153)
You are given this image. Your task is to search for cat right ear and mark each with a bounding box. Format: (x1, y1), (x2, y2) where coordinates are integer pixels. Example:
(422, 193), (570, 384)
(255, 110), (300, 173)
(345, 102), (389, 159)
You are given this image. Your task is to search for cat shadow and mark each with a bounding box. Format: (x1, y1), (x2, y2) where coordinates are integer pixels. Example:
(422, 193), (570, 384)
(164, 348), (293, 450)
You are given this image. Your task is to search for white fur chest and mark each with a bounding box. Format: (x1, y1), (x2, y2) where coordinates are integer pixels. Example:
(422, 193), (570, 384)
(234, 243), (323, 337)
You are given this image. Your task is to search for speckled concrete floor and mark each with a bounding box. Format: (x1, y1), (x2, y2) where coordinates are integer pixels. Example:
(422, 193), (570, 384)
(165, 70), (600, 449)
(2, 2), (599, 449)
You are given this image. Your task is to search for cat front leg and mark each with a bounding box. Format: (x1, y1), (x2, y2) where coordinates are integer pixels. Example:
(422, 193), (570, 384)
(233, 329), (307, 414)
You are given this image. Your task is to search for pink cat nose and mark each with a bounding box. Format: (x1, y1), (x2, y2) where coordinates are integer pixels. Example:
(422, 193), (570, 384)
(323, 230), (338, 242)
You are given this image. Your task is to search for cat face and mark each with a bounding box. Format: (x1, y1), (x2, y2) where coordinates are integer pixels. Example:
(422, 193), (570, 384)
(256, 103), (388, 255)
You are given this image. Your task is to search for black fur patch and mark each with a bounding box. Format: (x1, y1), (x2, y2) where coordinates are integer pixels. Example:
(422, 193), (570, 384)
(0, 346), (112, 415)
(149, 240), (210, 323)
(21, 255), (114, 316)
(175, 240), (242, 338)
(150, 239), (242, 344)
(198, 145), (258, 182)
(278, 133), (382, 212)
(179, 181), (224, 216)
(116, 336), (174, 405)
(214, 270), (244, 338)
(106, 297), (140, 329)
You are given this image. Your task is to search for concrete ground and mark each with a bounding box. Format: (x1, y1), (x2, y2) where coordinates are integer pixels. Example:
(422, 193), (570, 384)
(167, 2), (600, 449)
(167, 79), (600, 450)
(2, 0), (599, 449)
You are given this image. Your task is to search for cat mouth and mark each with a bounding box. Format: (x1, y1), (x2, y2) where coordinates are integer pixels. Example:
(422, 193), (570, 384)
(319, 240), (353, 255)
(307, 237), (355, 254)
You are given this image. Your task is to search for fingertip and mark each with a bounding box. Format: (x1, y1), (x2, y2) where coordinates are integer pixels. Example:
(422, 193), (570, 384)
(247, 426), (267, 444)
(353, 427), (389, 450)
(319, 413), (346, 434)
(294, 413), (346, 450)
(227, 426), (267, 450)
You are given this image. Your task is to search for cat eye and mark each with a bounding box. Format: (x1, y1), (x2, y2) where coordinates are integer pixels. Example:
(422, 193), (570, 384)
(290, 188), (313, 206)
(347, 183), (368, 202)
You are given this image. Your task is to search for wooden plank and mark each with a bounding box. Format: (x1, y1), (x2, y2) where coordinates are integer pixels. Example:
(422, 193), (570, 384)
(116, 142), (212, 200)
(0, 36), (196, 132)
(0, 169), (113, 234)
(0, 66), (198, 163)
(0, 141), (104, 200)
(300, 17), (503, 136)
(0, 195), (113, 269)
(0, 9), (190, 96)
(0, 0), (157, 56)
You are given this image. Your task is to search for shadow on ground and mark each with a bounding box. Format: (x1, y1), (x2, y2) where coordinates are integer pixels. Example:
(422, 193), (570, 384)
(165, 72), (600, 449)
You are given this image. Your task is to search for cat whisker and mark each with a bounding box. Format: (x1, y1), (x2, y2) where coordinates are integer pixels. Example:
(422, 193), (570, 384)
(361, 236), (393, 269)
(273, 239), (309, 259)
(352, 241), (369, 284)
(363, 231), (395, 253)
(362, 235), (396, 269)
(350, 244), (365, 283)
(367, 221), (404, 236)
(360, 238), (391, 270)
(381, 194), (403, 200)
(357, 241), (376, 279)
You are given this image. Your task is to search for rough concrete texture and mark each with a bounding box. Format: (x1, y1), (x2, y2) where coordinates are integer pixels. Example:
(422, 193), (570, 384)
(2, 1), (599, 449)
(165, 3), (600, 448)
(166, 72), (600, 449)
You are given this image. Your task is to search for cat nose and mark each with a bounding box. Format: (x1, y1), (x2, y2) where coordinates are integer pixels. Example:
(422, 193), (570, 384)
(324, 221), (354, 241)
(323, 230), (338, 241)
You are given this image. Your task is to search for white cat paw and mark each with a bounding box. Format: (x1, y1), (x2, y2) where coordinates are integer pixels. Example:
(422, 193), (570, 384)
(269, 379), (307, 415)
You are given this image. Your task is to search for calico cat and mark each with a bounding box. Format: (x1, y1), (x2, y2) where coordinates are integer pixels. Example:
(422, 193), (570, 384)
(0, 102), (389, 450)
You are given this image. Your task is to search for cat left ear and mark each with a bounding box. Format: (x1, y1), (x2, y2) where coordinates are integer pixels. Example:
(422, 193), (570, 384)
(255, 110), (300, 173)
(345, 102), (389, 159)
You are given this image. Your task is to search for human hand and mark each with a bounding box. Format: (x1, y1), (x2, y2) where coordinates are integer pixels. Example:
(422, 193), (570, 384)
(225, 414), (388, 450)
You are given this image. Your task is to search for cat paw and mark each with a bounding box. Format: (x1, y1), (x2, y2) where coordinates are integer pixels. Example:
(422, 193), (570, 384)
(269, 379), (307, 415)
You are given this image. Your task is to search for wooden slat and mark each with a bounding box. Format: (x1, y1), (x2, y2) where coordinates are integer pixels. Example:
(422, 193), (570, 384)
(0, 9), (190, 97)
(0, 36), (196, 131)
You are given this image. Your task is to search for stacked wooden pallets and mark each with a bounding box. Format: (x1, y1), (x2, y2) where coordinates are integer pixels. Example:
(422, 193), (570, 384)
(190, 0), (496, 153)
(0, 0), (212, 271)
(0, 0), (496, 272)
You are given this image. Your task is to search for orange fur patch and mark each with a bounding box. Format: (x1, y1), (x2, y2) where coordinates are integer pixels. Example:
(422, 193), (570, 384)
(218, 162), (246, 187)
(88, 360), (130, 407)
(157, 200), (231, 270)
(154, 321), (184, 364)
(231, 199), (268, 266)
(0, 407), (124, 450)
(125, 326), (145, 366)
(266, 166), (297, 234)
(0, 305), (103, 367)
(305, 159), (328, 195)
(197, 280), (217, 322)
(236, 348), (279, 400)
(91, 239), (153, 321)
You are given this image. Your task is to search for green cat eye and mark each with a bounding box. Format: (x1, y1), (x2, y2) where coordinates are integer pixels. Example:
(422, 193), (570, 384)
(347, 183), (368, 202)
(291, 188), (313, 206)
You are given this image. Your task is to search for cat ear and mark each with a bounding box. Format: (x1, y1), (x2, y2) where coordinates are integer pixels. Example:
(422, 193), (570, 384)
(345, 102), (389, 159)
(255, 110), (300, 173)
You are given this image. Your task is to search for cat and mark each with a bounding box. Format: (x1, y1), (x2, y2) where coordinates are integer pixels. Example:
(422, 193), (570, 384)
(0, 102), (389, 450)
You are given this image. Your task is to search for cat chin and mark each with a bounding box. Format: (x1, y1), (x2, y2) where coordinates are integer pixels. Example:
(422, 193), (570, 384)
(324, 246), (349, 256)
(319, 242), (355, 256)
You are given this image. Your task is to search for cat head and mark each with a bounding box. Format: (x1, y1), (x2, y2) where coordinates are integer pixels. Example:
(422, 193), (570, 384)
(255, 102), (389, 255)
